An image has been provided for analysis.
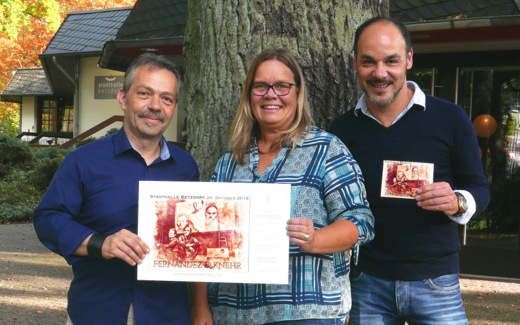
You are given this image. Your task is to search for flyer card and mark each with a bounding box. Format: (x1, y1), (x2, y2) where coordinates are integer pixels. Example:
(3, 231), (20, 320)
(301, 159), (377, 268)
(137, 181), (291, 284)
(381, 160), (434, 199)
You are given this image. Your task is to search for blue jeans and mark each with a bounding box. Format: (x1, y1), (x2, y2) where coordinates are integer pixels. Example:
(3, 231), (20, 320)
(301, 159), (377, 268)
(349, 272), (467, 325)
(265, 320), (344, 325)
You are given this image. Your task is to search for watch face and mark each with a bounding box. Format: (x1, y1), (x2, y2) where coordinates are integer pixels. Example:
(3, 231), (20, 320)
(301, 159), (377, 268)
(460, 196), (468, 211)
(456, 193), (468, 213)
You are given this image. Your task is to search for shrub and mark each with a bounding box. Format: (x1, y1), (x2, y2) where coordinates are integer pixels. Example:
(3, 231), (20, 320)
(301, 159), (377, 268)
(75, 127), (120, 148)
(0, 169), (40, 224)
(0, 135), (34, 174)
(0, 128), (116, 223)
(75, 136), (98, 148)
(28, 158), (65, 192)
(29, 146), (71, 191)
(0, 137), (70, 223)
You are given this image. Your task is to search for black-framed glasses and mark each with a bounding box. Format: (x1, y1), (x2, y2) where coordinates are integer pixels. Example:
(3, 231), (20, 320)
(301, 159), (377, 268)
(251, 82), (295, 96)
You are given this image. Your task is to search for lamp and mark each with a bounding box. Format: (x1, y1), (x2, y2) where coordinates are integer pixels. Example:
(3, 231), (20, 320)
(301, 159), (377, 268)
(0, 126), (4, 133)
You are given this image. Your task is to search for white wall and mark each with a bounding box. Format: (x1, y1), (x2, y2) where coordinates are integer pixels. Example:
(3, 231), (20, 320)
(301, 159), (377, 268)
(20, 96), (36, 133)
(77, 57), (124, 138)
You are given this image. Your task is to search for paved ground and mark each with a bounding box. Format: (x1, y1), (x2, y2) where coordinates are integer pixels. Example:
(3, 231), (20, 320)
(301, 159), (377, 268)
(1, 223), (519, 324)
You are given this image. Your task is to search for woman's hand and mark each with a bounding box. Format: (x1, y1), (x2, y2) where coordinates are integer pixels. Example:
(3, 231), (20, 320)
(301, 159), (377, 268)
(191, 307), (213, 325)
(286, 218), (316, 252)
(191, 283), (213, 325)
(287, 218), (359, 254)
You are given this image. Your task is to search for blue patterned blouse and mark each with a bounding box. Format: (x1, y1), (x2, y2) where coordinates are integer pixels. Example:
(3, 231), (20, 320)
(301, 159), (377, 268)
(208, 127), (374, 325)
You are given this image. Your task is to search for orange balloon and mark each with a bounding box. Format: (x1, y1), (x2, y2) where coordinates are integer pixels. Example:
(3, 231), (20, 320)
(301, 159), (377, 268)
(473, 114), (497, 138)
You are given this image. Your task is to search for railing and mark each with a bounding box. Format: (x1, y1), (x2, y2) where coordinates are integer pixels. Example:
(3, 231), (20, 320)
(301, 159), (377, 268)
(17, 116), (124, 148)
(60, 115), (124, 149)
(17, 132), (73, 146)
(18, 115), (187, 151)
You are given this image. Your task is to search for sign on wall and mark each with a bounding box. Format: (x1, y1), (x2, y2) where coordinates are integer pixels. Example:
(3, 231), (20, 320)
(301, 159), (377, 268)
(94, 76), (124, 99)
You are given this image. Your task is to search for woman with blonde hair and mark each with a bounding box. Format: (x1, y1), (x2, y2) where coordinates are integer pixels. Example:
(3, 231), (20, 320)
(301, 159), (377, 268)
(193, 48), (374, 325)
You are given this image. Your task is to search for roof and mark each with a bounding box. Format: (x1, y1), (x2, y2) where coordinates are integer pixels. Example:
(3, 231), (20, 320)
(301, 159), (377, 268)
(39, 7), (132, 98)
(0, 67), (52, 103)
(391, 0), (520, 23)
(390, 0), (520, 53)
(42, 7), (132, 56)
(98, 0), (186, 71)
(116, 0), (186, 39)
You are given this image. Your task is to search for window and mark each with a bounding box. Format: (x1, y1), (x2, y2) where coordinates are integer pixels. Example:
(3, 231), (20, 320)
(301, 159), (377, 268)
(408, 68), (437, 95)
(40, 99), (57, 132)
(457, 68), (520, 177)
(61, 105), (74, 133)
(38, 97), (74, 133)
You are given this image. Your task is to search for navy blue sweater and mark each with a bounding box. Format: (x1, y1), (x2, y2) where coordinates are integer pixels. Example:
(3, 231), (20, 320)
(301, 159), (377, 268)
(330, 95), (490, 280)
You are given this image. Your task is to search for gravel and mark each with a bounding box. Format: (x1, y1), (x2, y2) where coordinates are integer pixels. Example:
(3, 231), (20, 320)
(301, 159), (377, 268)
(1, 223), (519, 324)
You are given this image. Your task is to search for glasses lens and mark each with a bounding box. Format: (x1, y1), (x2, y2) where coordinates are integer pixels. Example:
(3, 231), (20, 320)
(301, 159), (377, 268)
(273, 83), (291, 95)
(252, 83), (268, 95)
(251, 82), (293, 96)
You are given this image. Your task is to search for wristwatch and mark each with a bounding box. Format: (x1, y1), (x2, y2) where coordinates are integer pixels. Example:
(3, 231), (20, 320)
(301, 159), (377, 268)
(453, 192), (468, 217)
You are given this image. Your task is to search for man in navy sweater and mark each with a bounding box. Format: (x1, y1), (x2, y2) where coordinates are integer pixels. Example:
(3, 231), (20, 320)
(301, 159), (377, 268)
(330, 17), (490, 324)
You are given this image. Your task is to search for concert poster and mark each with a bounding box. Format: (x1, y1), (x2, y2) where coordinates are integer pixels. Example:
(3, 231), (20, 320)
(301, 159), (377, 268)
(137, 181), (291, 284)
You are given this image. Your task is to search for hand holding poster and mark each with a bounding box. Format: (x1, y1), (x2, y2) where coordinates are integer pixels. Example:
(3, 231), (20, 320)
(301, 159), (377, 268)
(137, 181), (291, 284)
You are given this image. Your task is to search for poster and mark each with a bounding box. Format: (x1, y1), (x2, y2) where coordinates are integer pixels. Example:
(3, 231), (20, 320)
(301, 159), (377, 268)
(137, 181), (291, 284)
(381, 160), (434, 199)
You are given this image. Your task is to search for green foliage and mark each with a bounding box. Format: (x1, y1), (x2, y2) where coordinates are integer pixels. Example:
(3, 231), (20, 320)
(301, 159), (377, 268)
(0, 134), (34, 174)
(0, 136), (70, 223)
(75, 127), (120, 148)
(0, 107), (20, 136)
(466, 219), (488, 231)
(0, 129), (121, 223)
(482, 169), (520, 233)
(105, 127), (119, 136)
(29, 146), (70, 191)
(0, 0), (61, 40)
(75, 136), (98, 148)
(0, 169), (41, 223)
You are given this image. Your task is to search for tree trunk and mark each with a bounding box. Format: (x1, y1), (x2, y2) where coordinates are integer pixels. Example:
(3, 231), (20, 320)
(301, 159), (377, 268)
(183, 0), (389, 180)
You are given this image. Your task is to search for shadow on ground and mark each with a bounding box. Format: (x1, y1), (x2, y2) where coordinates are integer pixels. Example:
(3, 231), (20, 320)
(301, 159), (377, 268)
(1, 223), (519, 324)
(0, 223), (72, 324)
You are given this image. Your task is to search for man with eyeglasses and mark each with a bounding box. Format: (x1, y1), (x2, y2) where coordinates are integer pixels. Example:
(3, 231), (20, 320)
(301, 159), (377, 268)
(330, 17), (490, 324)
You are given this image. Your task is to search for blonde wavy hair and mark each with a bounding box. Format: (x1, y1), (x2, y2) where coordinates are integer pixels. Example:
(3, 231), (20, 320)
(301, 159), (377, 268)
(229, 48), (314, 164)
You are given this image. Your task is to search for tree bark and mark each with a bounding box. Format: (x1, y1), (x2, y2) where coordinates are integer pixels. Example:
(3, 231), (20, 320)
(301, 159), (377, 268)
(183, 0), (389, 180)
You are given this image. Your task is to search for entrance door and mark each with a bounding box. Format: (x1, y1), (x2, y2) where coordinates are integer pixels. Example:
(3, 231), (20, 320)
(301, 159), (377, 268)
(409, 67), (520, 278)
(457, 68), (520, 278)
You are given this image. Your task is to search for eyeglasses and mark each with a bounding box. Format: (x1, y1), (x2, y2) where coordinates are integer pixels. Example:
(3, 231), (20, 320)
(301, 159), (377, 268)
(251, 82), (295, 96)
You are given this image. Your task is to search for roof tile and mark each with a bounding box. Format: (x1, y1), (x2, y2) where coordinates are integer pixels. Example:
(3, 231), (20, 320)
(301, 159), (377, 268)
(42, 7), (131, 55)
(1, 67), (52, 96)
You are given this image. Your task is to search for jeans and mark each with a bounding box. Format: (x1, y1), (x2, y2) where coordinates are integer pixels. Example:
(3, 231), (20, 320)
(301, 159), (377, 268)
(265, 319), (344, 325)
(349, 272), (467, 325)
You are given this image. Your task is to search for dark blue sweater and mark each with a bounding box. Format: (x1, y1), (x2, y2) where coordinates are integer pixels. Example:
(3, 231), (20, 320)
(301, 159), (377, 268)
(330, 95), (490, 280)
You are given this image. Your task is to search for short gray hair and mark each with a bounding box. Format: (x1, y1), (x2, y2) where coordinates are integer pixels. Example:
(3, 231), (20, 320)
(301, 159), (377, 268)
(123, 53), (183, 103)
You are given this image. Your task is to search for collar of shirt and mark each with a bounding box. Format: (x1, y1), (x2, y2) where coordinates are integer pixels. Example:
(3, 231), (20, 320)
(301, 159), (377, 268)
(354, 81), (426, 125)
(114, 128), (171, 161)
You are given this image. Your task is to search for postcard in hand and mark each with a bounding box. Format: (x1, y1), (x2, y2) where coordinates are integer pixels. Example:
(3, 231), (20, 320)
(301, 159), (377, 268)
(137, 181), (291, 284)
(381, 160), (434, 199)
